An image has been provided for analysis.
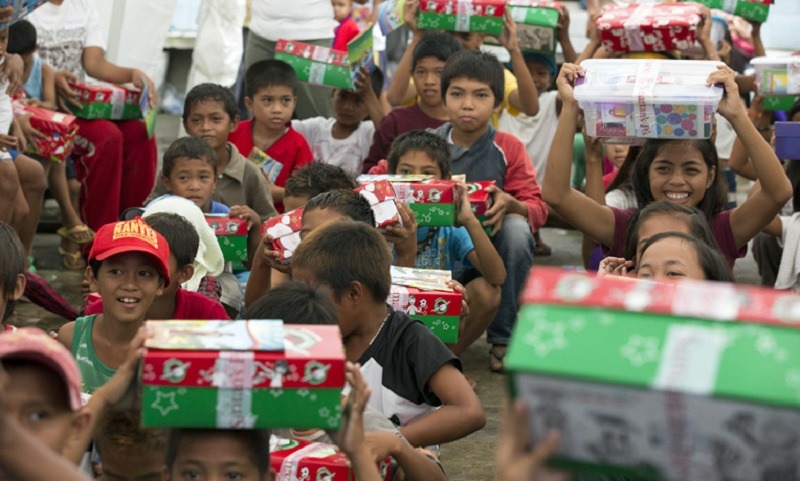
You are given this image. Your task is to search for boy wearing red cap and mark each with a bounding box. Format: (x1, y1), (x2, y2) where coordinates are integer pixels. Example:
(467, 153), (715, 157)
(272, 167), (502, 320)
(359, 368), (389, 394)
(58, 218), (171, 394)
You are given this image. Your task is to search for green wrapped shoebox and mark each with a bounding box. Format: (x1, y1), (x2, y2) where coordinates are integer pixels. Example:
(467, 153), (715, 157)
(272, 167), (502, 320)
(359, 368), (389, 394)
(417, 0), (506, 36)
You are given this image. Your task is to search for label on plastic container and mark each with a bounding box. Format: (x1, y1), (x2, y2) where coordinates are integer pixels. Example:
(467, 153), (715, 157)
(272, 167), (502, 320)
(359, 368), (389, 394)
(632, 61), (658, 137)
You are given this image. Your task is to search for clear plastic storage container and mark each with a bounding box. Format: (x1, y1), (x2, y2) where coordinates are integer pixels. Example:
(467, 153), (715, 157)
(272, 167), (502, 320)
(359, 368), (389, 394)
(751, 56), (800, 96)
(574, 59), (724, 140)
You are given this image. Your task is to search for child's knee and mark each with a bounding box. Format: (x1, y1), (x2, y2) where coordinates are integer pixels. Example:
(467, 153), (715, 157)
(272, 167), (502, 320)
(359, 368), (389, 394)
(0, 161), (20, 202)
(496, 214), (535, 257)
(15, 155), (46, 194)
(467, 278), (501, 311)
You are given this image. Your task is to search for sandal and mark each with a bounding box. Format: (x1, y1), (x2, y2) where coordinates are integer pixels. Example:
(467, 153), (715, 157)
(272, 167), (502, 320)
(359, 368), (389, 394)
(57, 225), (95, 245)
(534, 240), (553, 257)
(488, 346), (506, 374)
(58, 246), (86, 270)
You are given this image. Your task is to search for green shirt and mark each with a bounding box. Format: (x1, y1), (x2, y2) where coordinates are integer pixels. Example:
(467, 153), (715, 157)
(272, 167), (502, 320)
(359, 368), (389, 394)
(71, 315), (115, 394)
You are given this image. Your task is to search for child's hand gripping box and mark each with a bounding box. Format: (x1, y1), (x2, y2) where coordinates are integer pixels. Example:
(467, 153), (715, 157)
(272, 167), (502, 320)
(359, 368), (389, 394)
(68, 81), (143, 120)
(775, 122), (800, 161)
(508, 1), (562, 54)
(507, 267), (800, 481)
(388, 266), (462, 343)
(574, 59), (724, 140)
(691, 0), (771, 22)
(141, 320), (345, 430)
(417, 0), (506, 36)
(205, 215), (248, 263)
(596, 2), (701, 53)
(12, 101), (78, 163)
(261, 208), (304, 265)
(271, 436), (392, 481)
(751, 56), (800, 97)
(467, 180), (495, 235)
(248, 147), (284, 184)
(355, 180), (403, 231)
(0, 0), (47, 29)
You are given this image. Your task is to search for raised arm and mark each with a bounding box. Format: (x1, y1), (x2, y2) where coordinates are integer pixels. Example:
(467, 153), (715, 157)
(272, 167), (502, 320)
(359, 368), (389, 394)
(501, 11), (539, 116)
(557, 6), (578, 64)
(386, 0), (423, 106)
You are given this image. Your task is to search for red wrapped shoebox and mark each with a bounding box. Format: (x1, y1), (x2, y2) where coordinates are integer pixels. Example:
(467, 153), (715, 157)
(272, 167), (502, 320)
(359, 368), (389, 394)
(596, 2), (702, 53)
(271, 436), (392, 481)
(12, 101), (78, 163)
(261, 208), (304, 265)
(355, 180), (402, 230)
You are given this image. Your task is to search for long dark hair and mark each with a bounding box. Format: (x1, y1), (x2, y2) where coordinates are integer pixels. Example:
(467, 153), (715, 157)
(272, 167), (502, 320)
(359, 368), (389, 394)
(639, 231), (734, 282)
(606, 145), (641, 194)
(625, 201), (720, 263)
(630, 139), (727, 220)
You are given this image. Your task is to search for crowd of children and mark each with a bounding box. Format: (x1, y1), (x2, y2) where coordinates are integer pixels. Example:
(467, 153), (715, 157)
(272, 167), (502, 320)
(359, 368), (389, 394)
(0, 0), (799, 480)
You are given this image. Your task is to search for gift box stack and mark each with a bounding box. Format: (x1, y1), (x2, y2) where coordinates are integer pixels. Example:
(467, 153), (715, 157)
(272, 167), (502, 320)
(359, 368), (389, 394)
(68, 81), (142, 120)
(355, 180), (402, 231)
(508, 1), (562, 53)
(275, 40), (352, 90)
(12, 101), (78, 163)
(271, 436), (392, 481)
(248, 147), (284, 184)
(140, 320), (346, 429)
(775, 122), (800, 160)
(574, 59), (724, 141)
(417, 0), (506, 36)
(507, 267), (800, 480)
(0, 0), (48, 29)
(205, 215), (248, 263)
(388, 266), (462, 342)
(261, 208), (304, 265)
(595, 2), (702, 53)
(689, 0), (771, 22)
(467, 181), (494, 235)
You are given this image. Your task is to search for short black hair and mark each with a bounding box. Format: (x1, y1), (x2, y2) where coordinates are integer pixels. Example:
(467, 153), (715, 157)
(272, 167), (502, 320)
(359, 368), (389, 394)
(639, 231), (734, 282)
(387, 130), (451, 178)
(162, 136), (218, 178)
(0, 222), (24, 322)
(284, 163), (357, 201)
(143, 212), (200, 269)
(182, 83), (238, 125)
(7, 20), (36, 55)
(165, 429), (271, 477)
(412, 31), (463, 70)
(304, 190), (375, 227)
(95, 409), (167, 457)
(441, 50), (504, 108)
(245, 59), (297, 98)
(244, 281), (338, 325)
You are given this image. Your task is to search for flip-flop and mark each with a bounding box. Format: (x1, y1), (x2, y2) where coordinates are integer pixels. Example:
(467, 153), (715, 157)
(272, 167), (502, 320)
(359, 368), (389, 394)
(488, 346), (506, 374)
(535, 241), (553, 257)
(58, 246), (86, 270)
(57, 225), (95, 245)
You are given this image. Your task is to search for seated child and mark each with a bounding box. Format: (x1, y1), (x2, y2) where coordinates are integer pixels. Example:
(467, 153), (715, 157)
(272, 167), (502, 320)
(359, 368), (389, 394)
(59, 217), (171, 393)
(94, 410), (167, 481)
(85, 212), (229, 320)
(229, 60), (314, 211)
(387, 130), (506, 355)
(164, 429), (272, 481)
(291, 220), (486, 447)
(0, 222), (26, 330)
(292, 68), (384, 175)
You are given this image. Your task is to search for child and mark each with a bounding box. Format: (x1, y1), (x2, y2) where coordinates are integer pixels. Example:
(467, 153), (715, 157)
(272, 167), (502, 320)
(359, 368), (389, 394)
(363, 31), (462, 173)
(542, 63), (792, 270)
(164, 429), (273, 481)
(387, 130), (506, 355)
(94, 410), (166, 481)
(291, 220), (485, 447)
(85, 212), (229, 320)
(332, 0), (360, 51)
(58, 217), (170, 393)
(637, 232), (733, 282)
(156, 136), (229, 214)
(432, 50), (548, 373)
(0, 222), (25, 329)
(228, 60), (314, 211)
(292, 68), (384, 175)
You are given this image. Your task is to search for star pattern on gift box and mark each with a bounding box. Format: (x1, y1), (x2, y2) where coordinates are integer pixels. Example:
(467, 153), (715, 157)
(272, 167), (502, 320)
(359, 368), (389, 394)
(598, 313), (616, 326)
(269, 389), (284, 398)
(619, 335), (660, 367)
(310, 393), (318, 402)
(297, 388), (310, 398)
(755, 333), (789, 363)
(151, 391), (180, 416)
(523, 319), (569, 357)
(319, 407), (331, 419)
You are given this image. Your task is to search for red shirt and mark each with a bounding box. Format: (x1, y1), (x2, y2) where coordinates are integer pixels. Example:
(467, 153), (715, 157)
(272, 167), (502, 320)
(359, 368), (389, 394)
(333, 16), (360, 51)
(228, 120), (313, 212)
(86, 289), (230, 320)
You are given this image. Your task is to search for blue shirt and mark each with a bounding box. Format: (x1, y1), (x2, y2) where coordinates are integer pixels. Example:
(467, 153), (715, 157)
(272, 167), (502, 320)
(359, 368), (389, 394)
(414, 226), (474, 271)
(22, 57), (43, 101)
(209, 201), (230, 214)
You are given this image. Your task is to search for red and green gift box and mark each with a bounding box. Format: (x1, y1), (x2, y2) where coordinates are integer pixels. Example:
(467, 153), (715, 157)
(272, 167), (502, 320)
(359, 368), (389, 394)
(12, 101), (78, 163)
(68, 81), (142, 120)
(355, 180), (402, 231)
(140, 320), (345, 430)
(261, 208), (304, 265)
(596, 2), (702, 53)
(507, 267), (800, 480)
(467, 180), (494, 235)
(689, 0), (770, 22)
(388, 266), (462, 342)
(391, 179), (461, 227)
(205, 215), (248, 263)
(271, 436), (392, 481)
(417, 0), (506, 36)
(508, 0), (562, 53)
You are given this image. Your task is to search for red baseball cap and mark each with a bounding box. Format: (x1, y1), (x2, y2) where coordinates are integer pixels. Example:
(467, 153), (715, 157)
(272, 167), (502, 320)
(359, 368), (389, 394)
(89, 217), (171, 287)
(0, 328), (83, 411)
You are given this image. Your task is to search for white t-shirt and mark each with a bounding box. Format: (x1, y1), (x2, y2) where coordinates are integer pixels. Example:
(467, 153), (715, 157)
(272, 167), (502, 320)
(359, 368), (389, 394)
(606, 186), (637, 210)
(497, 90), (559, 183)
(715, 113), (736, 160)
(292, 117), (374, 175)
(27, 0), (107, 80)
(249, 0), (336, 42)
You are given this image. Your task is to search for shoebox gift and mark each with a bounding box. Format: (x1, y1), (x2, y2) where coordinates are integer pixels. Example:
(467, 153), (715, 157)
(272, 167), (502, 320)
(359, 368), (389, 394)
(261, 208), (304, 265)
(596, 2), (701, 53)
(140, 320), (345, 429)
(417, 0), (506, 36)
(775, 122), (800, 161)
(690, 0), (770, 22)
(248, 147), (284, 184)
(205, 215), (248, 263)
(355, 180), (402, 230)
(765, 96), (799, 112)
(508, 1), (562, 53)
(388, 266), (461, 343)
(271, 436), (392, 481)
(467, 180), (495, 234)
(0, 0), (47, 29)
(751, 56), (800, 97)
(12, 101), (78, 163)
(68, 81), (142, 120)
(574, 59), (723, 140)
(390, 179), (461, 227)
(507, 267), (800, 480)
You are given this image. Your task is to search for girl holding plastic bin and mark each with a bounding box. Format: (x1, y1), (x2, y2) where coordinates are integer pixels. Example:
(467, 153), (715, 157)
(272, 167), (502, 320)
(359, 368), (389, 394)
(542, 61), (792, 271)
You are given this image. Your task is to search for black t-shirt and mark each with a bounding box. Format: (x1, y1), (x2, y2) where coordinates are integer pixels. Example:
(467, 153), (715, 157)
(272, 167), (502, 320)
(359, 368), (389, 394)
(357, 309), (461, 427)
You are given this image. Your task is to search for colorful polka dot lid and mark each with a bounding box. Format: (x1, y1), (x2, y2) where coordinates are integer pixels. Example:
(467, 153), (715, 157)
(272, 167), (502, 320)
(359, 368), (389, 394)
(574, 59), (724, 140)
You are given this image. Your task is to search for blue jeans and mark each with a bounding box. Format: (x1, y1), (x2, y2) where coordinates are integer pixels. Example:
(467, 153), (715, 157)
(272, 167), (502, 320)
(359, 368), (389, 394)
(487, 214), (535, 345)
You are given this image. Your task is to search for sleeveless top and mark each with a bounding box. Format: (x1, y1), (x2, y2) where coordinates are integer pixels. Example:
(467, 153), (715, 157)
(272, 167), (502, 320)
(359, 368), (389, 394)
(70, 315), (115, 394)
(22, 56), (43, 101)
